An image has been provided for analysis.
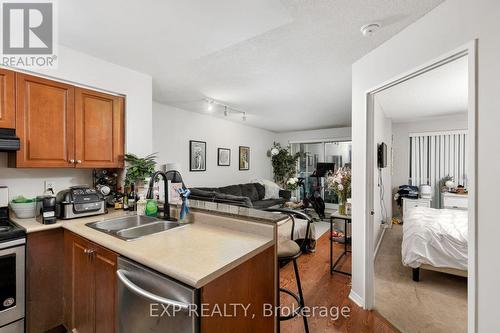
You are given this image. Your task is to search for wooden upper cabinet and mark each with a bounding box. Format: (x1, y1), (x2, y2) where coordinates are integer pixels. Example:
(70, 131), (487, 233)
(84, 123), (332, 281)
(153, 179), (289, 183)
(13, 73), (125, 168)
(15, 73), (75, 167)
(0, 69), (15, 128)
(75, 88), (124, 168)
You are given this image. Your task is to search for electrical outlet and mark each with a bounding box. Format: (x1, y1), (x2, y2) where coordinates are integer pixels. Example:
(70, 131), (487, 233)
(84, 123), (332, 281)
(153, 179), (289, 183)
(44, 180), (56, 192)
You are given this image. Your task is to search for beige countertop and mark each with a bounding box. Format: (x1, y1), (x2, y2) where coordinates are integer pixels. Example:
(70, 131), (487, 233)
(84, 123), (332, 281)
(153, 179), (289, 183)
(12, 210), (275, 288)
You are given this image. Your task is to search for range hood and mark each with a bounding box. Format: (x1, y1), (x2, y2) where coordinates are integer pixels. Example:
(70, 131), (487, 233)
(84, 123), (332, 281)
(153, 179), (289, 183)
(0, 128), (20, 151)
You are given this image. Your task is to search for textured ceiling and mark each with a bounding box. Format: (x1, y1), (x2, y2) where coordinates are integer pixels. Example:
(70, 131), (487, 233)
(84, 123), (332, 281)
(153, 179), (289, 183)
(376, 55), (468, 123)
(59, 0), (444, 132)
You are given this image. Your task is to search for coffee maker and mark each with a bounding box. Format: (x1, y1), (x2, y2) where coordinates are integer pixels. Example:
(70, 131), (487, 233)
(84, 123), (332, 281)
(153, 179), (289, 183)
(36, 195), (57, 224)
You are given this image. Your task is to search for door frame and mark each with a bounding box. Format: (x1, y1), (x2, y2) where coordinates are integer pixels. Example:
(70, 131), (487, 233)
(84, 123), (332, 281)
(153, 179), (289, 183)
(363, 40), (477, 332)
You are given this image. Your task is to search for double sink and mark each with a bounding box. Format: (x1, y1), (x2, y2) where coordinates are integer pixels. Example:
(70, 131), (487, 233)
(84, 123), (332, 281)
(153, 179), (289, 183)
(86, 215), (183, 241)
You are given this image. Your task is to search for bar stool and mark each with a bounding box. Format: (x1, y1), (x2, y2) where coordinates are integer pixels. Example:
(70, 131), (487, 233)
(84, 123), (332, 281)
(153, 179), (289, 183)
(265, 208), (312, 333)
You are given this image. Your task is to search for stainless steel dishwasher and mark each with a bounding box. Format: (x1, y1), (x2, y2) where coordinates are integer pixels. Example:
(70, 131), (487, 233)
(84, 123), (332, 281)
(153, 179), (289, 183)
(116, 257), (199, 333)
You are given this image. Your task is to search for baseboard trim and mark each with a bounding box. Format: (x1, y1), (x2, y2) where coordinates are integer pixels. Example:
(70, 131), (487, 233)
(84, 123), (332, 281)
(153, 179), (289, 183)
(349, 290), (364, 308)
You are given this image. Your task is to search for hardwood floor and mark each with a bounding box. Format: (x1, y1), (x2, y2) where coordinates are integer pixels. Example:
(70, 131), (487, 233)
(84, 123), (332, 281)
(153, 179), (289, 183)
(279, 233), (400, 333)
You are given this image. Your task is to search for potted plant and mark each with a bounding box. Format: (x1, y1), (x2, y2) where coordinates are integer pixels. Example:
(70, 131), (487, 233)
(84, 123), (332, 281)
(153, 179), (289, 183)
(268, 143), (302, 195)
(124, 153), (158, 194)
(326, 167), (352, 215)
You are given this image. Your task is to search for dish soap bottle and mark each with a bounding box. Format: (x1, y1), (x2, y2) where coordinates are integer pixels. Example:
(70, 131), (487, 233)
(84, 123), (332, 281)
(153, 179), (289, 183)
(136, 196), (147, 216)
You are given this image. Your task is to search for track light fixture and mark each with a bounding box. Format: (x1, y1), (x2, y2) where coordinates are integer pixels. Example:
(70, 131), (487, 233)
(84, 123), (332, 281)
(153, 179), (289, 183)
(204, 98), (247, 121)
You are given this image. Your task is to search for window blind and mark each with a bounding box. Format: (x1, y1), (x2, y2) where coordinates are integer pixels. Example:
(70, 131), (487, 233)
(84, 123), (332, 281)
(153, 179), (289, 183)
(409, 130), (467, 207)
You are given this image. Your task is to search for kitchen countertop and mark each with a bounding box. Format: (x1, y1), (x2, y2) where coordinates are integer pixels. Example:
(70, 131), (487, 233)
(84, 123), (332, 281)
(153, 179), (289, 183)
(12, 209), (275, 288)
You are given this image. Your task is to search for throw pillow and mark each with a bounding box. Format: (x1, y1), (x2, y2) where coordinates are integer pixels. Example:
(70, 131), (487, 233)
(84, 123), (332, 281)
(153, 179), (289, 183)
(255, 179), (281, 200)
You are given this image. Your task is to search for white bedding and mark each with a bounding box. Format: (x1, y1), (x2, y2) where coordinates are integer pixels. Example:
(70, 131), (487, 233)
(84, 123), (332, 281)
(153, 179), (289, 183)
(402, 206), (468, 270)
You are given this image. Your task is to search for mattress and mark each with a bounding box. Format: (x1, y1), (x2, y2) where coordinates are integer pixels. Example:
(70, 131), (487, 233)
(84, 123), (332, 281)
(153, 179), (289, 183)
(402, 206), (468, 270)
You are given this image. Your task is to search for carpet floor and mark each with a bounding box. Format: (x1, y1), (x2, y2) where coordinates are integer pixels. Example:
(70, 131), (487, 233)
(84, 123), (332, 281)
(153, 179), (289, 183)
(374, 224), (467, 333)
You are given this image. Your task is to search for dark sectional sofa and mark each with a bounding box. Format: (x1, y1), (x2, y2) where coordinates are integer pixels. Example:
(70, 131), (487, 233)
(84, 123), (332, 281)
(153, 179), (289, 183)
(189, 183), (288, 209)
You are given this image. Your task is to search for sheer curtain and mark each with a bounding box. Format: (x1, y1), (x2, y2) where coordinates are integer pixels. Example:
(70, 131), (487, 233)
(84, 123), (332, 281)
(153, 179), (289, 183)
(409, 130), (467, 207)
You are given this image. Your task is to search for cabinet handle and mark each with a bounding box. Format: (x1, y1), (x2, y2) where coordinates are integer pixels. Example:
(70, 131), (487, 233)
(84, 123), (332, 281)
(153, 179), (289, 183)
(76, 160), (82, 164)
(84, 248), (95, 257)
(69, 159), (75, 163)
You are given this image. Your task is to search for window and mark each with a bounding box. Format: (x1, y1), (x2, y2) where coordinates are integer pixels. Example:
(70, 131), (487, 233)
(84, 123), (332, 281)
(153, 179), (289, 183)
(291, 140), (352, 207)
(409, 130), (467, 206)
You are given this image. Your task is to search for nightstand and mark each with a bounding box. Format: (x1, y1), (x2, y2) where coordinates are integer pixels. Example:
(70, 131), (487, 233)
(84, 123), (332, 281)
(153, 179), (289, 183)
(402, 197), (431, 221)
(441, 192), (468, 210)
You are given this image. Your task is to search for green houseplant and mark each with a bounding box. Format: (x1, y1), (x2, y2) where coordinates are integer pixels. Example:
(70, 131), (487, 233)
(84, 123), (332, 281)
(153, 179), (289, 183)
(124, 153), (158, 187)
(268, 142), (302, 189)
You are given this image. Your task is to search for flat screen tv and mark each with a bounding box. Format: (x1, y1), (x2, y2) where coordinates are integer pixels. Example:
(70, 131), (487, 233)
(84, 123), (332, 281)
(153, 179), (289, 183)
(315, 162), (335, 177)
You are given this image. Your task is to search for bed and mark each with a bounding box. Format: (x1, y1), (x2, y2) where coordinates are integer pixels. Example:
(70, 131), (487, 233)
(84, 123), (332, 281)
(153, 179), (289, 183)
(402, 206), (468, 281)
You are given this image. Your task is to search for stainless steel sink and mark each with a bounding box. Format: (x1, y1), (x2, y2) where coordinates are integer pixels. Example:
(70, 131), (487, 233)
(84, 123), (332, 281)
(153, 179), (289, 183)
(116, 221), (181, 240)
(86, 215), (183, 241)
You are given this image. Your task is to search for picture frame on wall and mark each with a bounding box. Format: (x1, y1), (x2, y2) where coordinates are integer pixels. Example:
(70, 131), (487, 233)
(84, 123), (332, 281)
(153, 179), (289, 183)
(217, 148), (231, 166)
(189, 140), (206, 171)
(239, 146), (250, 170)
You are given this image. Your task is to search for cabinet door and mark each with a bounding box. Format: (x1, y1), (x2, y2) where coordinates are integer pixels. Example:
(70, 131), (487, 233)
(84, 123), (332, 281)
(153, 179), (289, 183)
(93, 244), (117, 333)
(16, 73), (75, 167)
(26, 229), (64, 333)
(75, 88), (124, 168)
(0, 69), (15, 128)
(66, 233), (94, 333)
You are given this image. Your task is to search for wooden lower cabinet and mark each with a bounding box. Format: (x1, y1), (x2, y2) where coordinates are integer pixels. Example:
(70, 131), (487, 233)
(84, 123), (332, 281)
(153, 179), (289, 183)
(25, 229), (275, 333)
(200, 246), (276, 333)
(26, 229), (65, 333)
(64, 231), (117, 333)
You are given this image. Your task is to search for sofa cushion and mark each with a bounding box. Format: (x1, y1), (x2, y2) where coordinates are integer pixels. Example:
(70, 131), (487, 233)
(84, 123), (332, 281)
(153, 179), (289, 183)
(254, 183), (266, 200)
(195, 187), (216, 192)
(214, 192), (252, 207)
(217, 185), (242, 197)
(240, 183), (260, 202)
(252, 198), (285, 209)
(189, 188), (216, 199)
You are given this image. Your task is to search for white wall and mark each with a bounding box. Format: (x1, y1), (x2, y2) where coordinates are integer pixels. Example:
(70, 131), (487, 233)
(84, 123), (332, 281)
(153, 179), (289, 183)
(351, 0), (499, 330)
(0, 45), (153, 199)
(276, 127), (351, 145)
(153, 102), (275, 187)
(391, 113), (468, 189)
(373, 101), (392, 245)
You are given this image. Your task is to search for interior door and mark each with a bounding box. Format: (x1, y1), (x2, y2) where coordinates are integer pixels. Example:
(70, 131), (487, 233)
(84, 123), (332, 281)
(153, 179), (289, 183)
(0, 69), (15, 129)
(75, 88), (124, 168)
(15, 73), (75, 167)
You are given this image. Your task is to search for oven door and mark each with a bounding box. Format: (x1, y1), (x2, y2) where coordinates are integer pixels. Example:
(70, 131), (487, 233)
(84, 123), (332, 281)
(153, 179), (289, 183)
(0, 238), (25, 328)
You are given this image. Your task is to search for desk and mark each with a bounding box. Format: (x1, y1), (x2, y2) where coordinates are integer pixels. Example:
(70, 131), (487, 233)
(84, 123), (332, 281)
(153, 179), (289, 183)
(330, 213), (352, 276)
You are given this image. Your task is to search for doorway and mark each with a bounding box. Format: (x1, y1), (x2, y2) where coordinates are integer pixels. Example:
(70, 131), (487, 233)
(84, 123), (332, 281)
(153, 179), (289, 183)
(363, 43), (477, 332)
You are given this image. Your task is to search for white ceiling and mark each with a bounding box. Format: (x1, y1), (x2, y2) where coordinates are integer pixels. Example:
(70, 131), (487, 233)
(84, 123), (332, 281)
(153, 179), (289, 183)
(59, 0), (444, 132)
(375, 55), (468, 123)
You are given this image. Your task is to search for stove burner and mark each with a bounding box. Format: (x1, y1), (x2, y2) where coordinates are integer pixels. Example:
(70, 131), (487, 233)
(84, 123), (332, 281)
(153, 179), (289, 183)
(0, 225), (11, 232)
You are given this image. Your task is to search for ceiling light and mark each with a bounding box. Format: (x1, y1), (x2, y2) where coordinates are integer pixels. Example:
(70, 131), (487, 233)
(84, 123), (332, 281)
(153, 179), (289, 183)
(224, 106), (228, 116)
(360, 23), (381, 37)
(207, 100), (214, 111)
(242, 112), (246, 121)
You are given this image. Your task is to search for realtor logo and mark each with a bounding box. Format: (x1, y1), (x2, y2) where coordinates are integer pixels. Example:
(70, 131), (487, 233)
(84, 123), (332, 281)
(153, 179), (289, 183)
(1, 0), (57, 68)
